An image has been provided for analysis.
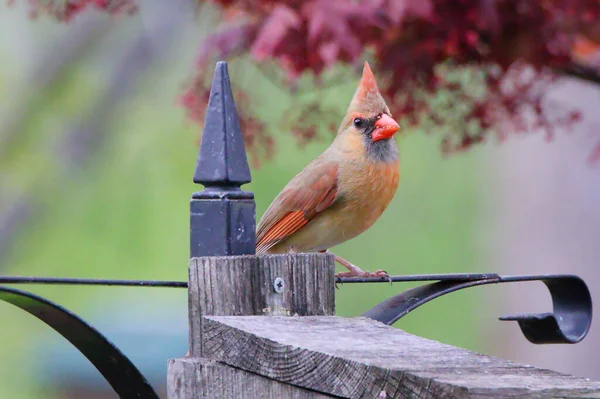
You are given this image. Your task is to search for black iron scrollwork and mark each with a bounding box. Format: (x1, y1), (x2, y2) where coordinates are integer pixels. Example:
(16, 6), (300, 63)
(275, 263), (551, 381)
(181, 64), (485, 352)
(0, 285), (159, 399)
(354, 273), (592, 344)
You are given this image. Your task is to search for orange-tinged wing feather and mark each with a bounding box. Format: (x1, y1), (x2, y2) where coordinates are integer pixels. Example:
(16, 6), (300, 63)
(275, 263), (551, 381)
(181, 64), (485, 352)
(256, 160), (339, 254)
(256, 211), (308, 253)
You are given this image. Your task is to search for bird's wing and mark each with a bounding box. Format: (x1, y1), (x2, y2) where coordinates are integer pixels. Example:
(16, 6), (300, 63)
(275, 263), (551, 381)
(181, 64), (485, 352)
(256, 160), (339, 254)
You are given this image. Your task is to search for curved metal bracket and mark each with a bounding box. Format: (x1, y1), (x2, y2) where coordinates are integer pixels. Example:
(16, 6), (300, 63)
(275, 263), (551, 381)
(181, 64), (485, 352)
(0, 285), (159, 399)
(361, 274), (592, 344)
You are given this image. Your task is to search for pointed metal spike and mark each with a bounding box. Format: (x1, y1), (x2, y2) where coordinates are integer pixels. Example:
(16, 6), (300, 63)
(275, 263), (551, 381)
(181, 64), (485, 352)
(193, 61), (252, 187)
(189, 61), (256, 257)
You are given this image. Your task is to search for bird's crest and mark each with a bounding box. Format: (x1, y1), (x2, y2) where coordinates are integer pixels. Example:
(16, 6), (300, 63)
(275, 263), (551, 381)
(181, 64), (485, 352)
(347, 61), (389, 116)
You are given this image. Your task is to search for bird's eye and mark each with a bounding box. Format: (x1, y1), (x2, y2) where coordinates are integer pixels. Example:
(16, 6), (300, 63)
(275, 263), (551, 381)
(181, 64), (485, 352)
(353, 118), (364, 128)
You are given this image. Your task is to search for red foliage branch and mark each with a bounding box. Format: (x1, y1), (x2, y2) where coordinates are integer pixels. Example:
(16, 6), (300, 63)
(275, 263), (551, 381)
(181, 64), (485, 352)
(183, 0), (600, 161)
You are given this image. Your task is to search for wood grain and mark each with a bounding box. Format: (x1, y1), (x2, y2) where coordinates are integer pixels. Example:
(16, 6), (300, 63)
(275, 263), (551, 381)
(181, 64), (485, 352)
(188, 253), (335, 356)
(167, 357), (338, 399)
(201, 315), (600, 399)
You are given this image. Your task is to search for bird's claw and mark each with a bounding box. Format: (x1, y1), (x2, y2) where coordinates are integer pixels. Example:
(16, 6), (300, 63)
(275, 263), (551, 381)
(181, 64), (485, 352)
(334, 278), (342, 290)
(373, 269), (392, 284)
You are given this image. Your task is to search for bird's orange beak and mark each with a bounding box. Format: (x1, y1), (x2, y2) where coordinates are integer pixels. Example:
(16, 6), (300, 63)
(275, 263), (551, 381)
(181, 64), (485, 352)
(372, 114), (400, 142)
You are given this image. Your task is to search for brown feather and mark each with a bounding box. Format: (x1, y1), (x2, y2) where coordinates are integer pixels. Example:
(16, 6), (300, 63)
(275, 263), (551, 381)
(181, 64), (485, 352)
(256, 160), (339, 253)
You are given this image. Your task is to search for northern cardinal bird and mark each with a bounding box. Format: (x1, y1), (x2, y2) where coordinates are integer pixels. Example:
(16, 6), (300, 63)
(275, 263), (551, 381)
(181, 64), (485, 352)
(256, 61), (400, 278)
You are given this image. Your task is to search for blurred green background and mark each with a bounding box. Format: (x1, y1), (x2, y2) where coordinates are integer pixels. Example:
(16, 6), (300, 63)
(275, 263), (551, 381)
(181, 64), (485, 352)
(2, 2), (599, 398)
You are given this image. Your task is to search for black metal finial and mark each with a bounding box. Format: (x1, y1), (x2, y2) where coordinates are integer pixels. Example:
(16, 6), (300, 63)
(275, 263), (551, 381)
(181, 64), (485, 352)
(190, 61), (256, 258)
(193, 61), (251, 187)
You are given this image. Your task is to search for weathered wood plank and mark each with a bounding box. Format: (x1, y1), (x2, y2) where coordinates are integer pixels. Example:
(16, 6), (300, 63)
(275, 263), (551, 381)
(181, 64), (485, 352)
(188, 253), (335, 356)
(167, 357), (338, 399)
(201, 315), (600, 399)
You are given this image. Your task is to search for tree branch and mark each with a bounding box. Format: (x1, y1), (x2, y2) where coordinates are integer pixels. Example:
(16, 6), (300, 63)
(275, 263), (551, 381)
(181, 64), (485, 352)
(558, 62), (600, 86)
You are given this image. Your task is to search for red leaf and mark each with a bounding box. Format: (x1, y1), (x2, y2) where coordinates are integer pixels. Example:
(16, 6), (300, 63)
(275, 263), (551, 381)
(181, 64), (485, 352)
(319, 41), (341, 66)
(303, 0), (362, 60)
(251, 5), (301, 60)
(405, 0), (433, 20)
(199, 24), (254, 64)
(478, 0), (500, 35)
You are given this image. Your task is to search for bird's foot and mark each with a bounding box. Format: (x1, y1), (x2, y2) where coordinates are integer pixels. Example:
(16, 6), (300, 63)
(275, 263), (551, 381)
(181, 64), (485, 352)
(334, 269), (391, 289)
(335, 268), (390, 280)
(332, 253), (392, 284)
(335, 262), (391, 282)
